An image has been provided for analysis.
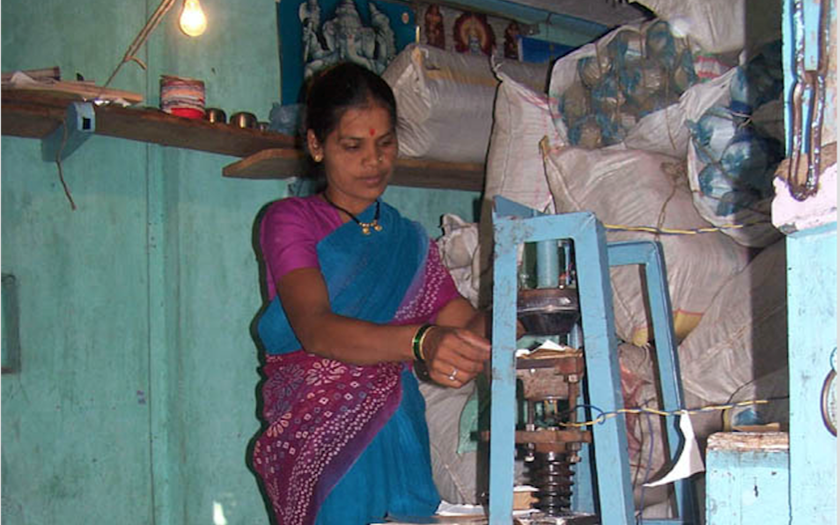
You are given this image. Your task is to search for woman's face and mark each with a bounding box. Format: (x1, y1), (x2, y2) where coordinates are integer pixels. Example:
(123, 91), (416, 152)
(307, 103), (397, 215)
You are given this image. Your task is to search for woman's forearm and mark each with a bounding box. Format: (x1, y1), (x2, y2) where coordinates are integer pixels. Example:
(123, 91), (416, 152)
(293, 312), (419, 365)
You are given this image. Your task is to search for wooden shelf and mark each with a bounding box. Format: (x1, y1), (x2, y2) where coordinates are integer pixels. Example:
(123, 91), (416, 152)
(2, 88), (485, 191)
(222, 148), (485, 192)
(2, 89), (296, 157)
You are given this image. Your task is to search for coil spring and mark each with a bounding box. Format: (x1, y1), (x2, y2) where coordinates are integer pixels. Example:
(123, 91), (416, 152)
(529, 450), (575, 516)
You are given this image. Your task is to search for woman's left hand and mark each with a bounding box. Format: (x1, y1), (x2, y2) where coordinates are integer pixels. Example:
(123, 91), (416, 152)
(420, 326), (490, 388)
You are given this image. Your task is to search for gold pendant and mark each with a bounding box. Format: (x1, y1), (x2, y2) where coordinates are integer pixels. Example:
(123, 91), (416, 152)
(359, 220), (381, 235)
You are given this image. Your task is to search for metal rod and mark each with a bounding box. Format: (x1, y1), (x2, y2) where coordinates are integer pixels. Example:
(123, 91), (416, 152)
(536, 240), (560, 288)
(103, 0), (179, 88)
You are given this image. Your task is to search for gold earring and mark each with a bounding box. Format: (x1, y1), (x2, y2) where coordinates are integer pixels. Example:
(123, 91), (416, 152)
(314, 153), (323, 162)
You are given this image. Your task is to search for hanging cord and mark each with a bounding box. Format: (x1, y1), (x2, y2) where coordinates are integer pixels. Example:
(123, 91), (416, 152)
(651, 161), (683, 243)
(610, 158), (776, 238)
(604, 154), (772, 235)
(55, 115), (78, 211)
(630, 401), (648, 489)
(663, 103), (679, 154)
(636, 408), (656, 524)
(624, 397), (657, 524)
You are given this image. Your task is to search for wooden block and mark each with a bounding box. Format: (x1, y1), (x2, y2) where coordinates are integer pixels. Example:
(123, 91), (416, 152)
(513, 488), (538, 510)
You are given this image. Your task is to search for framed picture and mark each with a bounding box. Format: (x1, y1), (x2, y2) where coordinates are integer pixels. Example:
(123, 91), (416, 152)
(277, 0), (417, 104)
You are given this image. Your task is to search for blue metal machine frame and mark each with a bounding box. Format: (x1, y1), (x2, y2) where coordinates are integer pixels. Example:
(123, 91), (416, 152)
(488, 197), (696, 524)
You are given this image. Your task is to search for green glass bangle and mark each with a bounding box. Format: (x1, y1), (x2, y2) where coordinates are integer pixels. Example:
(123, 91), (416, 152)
(412, 323), (434, 362)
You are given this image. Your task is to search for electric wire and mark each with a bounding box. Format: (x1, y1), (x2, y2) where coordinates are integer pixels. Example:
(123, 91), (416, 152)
(55, 115), (78, 211)
(564, 399), (783, 521)
(604, 221), (771, 236)
(559, 399), (773, 428)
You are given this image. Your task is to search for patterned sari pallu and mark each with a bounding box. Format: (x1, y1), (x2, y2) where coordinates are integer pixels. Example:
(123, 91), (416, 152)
(254, 354), (403, 524)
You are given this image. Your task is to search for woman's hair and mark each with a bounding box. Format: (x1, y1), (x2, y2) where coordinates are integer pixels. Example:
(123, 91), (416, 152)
(304, 62), (397, 144)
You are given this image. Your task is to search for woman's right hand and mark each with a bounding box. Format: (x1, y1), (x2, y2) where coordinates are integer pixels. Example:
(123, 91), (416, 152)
(420, 326), (491, 388)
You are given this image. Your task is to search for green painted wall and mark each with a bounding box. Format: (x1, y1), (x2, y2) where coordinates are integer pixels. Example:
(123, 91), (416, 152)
(0, 1), (480, 523)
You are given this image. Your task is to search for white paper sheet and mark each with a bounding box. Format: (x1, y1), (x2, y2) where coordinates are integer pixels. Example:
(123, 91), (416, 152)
(514, 339), (568, 357)
(643, 413), (705, 487)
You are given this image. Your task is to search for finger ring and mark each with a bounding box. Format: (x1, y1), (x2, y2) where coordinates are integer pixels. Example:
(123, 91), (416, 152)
(448, 367), (458, 381)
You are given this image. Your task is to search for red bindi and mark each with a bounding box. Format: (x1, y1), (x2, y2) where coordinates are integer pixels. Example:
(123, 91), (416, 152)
(369, 128), (376, 136)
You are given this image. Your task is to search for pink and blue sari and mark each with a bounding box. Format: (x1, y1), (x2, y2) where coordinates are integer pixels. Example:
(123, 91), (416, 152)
(252, 201), (450, 525)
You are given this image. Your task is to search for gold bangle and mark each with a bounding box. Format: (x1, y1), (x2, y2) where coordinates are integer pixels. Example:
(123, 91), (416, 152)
(412, 323), (434, 362)
(418, 325), (435, 362)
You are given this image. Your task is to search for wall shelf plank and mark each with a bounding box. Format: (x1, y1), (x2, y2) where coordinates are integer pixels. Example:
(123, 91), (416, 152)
(2, 89), (485, 192)
(221, 148), (485, 192)
(2, 89), (296, 157)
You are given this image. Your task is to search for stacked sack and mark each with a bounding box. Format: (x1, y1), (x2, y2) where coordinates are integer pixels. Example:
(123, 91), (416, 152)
(472, 69), (563, 308)
(554, 21), (704, 149)
(540, 141), (751, 346)
(382, 44), (550, 164)
(541, 14), (788, 326)
(433, 2), (789, 510)
(547, 20), (785, 249)
(540, 4), (788, 431)
(685, 42), (785, 247)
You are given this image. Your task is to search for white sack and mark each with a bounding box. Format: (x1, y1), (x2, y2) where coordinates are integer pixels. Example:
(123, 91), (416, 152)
(473, 72), (563, 306)
(546, 23), (645, 149)
(678, 240), (788, 406)
(684, 58), (784, 248)
(383, 44), (549, 163)
(546, 24), (644, 110)
(542, 143), (751, 345)
(483, 71), (561, 216)
(622, 68), (739, 158)
(438, 214), (480, 308)
(419, 379), (482, 505)
(635, 0), (782, 54)
(546, 20), (727, 156)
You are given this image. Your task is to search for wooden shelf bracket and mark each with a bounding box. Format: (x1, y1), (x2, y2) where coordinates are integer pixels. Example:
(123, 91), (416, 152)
(41, 101), (96, 162)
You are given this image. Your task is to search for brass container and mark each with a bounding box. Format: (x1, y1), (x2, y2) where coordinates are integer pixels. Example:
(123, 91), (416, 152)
(205, 108), (226, 124)
(229, 111), (257, 129)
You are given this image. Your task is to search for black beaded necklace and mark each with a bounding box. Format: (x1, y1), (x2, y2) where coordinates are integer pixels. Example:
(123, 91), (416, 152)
(322, 194), (383, 235)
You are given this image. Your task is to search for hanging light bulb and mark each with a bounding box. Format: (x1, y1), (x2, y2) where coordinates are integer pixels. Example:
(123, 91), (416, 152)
(179, 0), (207, 37)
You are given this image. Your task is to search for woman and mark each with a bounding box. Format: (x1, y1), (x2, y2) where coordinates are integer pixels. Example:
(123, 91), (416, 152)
(251, 62), (491, 525)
